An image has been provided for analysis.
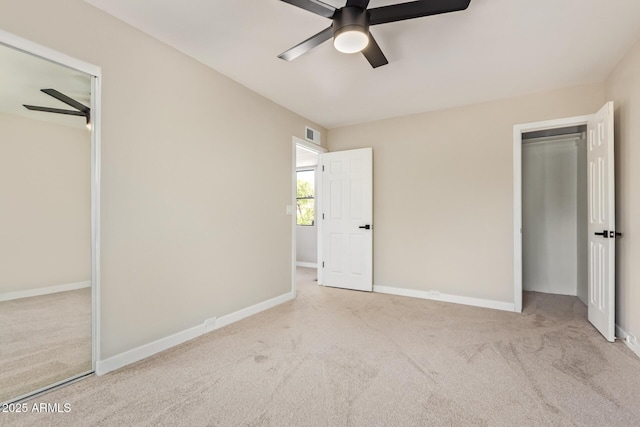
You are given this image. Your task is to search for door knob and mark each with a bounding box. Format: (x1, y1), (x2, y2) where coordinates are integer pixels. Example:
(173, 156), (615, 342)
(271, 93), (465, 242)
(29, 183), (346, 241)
(359, 225), (371, 230)
(594, 230), (608, 238)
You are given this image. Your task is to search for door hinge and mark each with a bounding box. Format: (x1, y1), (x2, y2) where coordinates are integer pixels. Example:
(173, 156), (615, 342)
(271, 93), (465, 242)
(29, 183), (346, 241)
(322, 213), (325, 220)
(322, 261), (325, 268)
(322, 165), (325, 172)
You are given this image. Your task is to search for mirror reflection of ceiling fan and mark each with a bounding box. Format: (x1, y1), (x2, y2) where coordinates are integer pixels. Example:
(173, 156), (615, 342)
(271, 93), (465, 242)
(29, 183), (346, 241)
(278, 0), (472, 68)
(23, 88), (91, 127)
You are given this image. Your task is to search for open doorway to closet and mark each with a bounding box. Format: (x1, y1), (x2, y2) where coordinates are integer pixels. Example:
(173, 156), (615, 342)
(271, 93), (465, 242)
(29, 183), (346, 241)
(291, 137), (326, 296)
(522, 126), (588, 303)
(514, 103), (617, 342)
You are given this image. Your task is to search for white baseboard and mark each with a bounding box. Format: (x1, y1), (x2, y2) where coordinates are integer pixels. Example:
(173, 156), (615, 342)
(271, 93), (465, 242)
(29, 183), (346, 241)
(616, 324), (640, 359)
(0, 280), (91, 302)
(215, 291), (294, 329)
(96, 290), (294, 375)
(373, 285), (515, 312)
(96, 323), (205, 375)
(296, 262), (317, 268)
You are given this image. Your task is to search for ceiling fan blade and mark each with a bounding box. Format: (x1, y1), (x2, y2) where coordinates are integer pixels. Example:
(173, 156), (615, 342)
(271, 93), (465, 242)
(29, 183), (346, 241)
(41, 88), (90, 114)
(278, 26), (334, 61)
(345, 0), (370, 8)
(361, 34), (388, 68)
(279, 0), (336, 19)
(23, 104), (86, 116)
(369, 0), (471, 26)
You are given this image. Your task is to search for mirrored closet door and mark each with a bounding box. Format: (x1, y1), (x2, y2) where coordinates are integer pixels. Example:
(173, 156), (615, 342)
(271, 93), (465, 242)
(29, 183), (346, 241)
(0, 38), (97, 403)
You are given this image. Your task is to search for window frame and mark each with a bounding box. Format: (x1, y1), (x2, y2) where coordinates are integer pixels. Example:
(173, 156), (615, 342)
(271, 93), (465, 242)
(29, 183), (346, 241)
(296, 167), (316, 226)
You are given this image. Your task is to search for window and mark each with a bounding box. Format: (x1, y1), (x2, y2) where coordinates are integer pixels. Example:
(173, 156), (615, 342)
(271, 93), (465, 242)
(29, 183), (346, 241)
(296, 169), (315, 226)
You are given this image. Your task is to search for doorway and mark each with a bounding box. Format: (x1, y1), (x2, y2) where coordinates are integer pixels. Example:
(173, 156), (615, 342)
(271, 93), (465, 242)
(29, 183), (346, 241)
(291, 137), (326, 296)
(513, 103), (617, 342)
(291, 141), (375, 295)
(521, 126), (588, 303)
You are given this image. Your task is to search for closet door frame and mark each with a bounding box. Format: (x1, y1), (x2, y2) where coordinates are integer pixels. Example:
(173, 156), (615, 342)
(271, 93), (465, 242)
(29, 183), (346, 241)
(0, 29), (102, 400)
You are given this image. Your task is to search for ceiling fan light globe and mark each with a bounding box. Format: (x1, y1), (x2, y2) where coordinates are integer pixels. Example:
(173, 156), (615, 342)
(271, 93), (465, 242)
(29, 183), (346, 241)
(334, 30), (369, 54)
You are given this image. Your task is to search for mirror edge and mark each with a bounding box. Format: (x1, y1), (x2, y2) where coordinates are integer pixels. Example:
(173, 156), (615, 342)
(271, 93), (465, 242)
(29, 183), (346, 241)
(0, 28), (102, 384)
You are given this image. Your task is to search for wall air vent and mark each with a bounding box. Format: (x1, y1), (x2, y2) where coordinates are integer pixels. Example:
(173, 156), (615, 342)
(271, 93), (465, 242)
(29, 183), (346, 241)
(305, 126), (321, 145)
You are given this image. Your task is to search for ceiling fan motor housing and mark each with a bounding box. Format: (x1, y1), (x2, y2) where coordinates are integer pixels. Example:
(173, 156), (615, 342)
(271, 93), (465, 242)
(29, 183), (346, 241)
(333, 7), (370, 39)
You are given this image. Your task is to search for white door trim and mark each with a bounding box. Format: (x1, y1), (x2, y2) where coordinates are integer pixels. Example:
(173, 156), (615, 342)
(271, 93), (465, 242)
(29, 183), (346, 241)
(292, 137), (327, 297)
(513, 114), (591, 313)
(0, 30), (102, 372)
(0, 29), (101, 76)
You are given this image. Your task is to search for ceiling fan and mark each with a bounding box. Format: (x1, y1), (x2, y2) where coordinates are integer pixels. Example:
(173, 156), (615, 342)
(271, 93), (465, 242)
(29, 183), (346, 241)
(23, 88), (91, 127)
(278, 0), (472, 68)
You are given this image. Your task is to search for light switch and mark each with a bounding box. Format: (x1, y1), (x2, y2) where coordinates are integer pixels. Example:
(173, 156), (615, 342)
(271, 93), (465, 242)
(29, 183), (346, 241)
(286, 205), (294, 215)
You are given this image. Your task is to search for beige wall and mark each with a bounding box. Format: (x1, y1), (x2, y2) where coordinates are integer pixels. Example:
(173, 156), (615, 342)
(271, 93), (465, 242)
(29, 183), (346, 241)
(0, 0), (325, 359)
(0, 113), (90, 293)
(606, 38), (640, 343)
(296, 225), (317, 264)
(328, 84), (605, 304)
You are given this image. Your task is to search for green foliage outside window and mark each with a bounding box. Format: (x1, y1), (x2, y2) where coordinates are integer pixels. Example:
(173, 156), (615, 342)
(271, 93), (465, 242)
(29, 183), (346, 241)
(297, 170), (315, 226)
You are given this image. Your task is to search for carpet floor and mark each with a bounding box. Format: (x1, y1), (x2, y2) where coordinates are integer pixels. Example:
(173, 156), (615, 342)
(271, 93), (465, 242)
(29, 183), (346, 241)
(3, 268), (639, 426)
(0, 288), (92, 403)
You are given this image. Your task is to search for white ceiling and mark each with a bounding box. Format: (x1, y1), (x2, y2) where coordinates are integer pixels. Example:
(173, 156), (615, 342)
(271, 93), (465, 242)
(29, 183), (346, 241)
(0, 43), (91, 129)
(83, 0), (640, 129)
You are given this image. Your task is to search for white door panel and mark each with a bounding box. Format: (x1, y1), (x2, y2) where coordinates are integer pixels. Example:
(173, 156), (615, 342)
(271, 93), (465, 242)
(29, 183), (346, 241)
(321, 148), (373, 291)
(587, 102), (615, 342)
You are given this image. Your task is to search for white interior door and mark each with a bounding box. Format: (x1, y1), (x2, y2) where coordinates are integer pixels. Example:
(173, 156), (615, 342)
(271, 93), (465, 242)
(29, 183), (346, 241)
(320, 148), (373, 292)
(587, 101), (616, 342)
